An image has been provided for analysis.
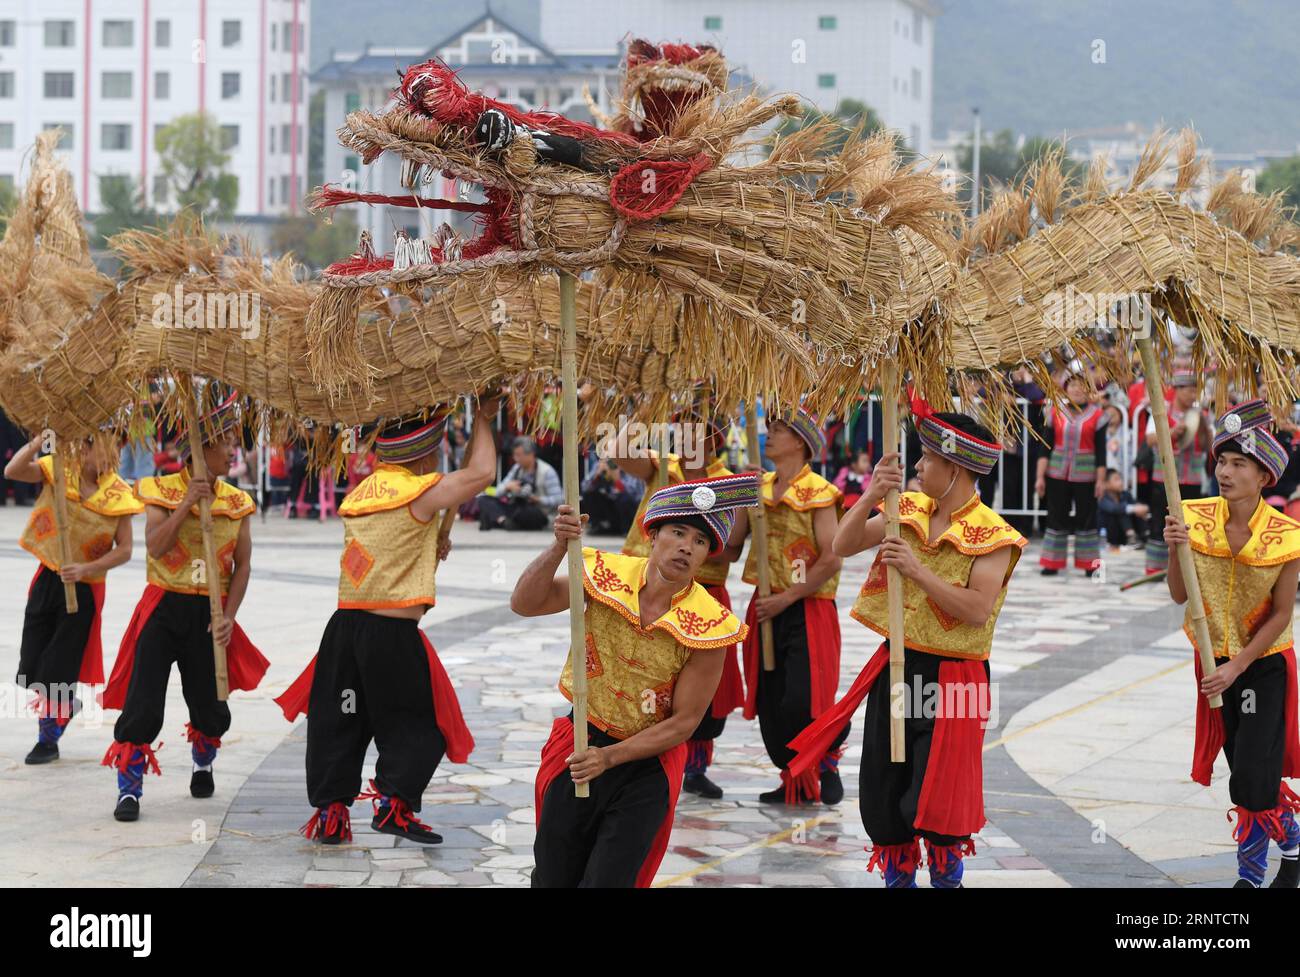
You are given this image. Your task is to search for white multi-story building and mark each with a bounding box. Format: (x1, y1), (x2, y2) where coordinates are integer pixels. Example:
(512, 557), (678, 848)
(0, 0), (310, 216)
(538, 0), (937, 155)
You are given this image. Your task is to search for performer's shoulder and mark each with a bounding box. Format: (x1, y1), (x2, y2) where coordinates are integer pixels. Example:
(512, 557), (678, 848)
(787, 467), (840, 509)
(214, 479), (256, 518)
(338, 464), (440, 516)
(135, 472), (185, 508)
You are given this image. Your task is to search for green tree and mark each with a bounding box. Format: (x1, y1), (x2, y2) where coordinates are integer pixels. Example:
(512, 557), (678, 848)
(776, 98), (886, 154)
(154, 112), (239, 219)
(308, 89), (325, 192)
(1257, 156), (1300, 212)
(955, 130), (1078, 208)
(93, 175), (158, 248)
(269, 211), (359, 271)
(0, 180), (16, 238)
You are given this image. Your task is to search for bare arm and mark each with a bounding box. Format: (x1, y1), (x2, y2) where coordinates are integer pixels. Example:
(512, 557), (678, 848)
(4, 434), (45, 483)
(1164, 514), (1189, 604)
(509, 504), (584, 617)
(144, 479), (210, 559)
(59, 514), (135, 583)
(832, 451), (900, 557)
(598, 422), (655, 482)
(410, 402), (499, 521)
(568, 648), (725, 784)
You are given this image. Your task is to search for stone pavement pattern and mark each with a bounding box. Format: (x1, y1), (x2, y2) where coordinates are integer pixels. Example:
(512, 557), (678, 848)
(0, 505), (1258, 887)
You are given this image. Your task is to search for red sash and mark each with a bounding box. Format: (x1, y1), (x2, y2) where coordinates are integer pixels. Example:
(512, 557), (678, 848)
(741, 593), (840, 721)
(534, 716), (686, 888)
(702, 583), (744, 718)
(1192, 647), (1300, 787)
(273, 629), (474, 764)
(101, 584), (269, 710)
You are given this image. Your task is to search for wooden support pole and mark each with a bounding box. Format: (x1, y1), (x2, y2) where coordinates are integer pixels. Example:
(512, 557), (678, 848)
(744, 403), (775, 671)
(49, 439), (78, 614)
(179, 378), (229, 701)
(559, 272), (590, 797)
(1136, 336), (1221, 709)
(881, 361), (907, 762)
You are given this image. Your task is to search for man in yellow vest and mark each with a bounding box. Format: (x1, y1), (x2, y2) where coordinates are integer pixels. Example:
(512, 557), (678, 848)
(723, 407), (846, 805)
(512, 472), (758, 886)
(102, 391), (268, 822)
(603, 416), (742, 798)
(789, 397), (1025, 887)
(1164, 400), (1300, 888)
(7, 430), (142, 763)
(280, 399), (499, 845)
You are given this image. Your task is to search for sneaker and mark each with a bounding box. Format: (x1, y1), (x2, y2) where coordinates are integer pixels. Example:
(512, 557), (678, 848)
(820, 768), (844, 805)
(25, 741), (59, 765)
(190, 768), (215, 798)
(1269, 858), (1299, 888)
(113, 794), (140, 822)
(682, 772), (723, 799)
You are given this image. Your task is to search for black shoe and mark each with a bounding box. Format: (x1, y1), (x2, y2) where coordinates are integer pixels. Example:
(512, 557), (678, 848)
(25, 741), (59, 764)
(1232, 878), (1258, 888)
(759, 784), (812, 805)
(190, 769), (214, 798)
(1269, 858), (1300, 888)
(682, 772), (723, 799)
(372, 807), (442, 845)
(1085, 568), (1097, 579)
(820, 768), (844, 805)
(113, 795), (140, 822)
(1040, 568), (1059, 576)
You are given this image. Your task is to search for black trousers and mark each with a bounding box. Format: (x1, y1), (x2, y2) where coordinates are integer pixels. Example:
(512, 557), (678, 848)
(533, 721), (669, 888)
(1219, 653), (1289, 811)
(859, 647), (989, 846)
(1044, 477), (1097, 534)
(1147, 481), (1205, 544)
(755, 599), (848, 771)
(114, 591), (231, 745)
(305, 609), (445, 810)
(690, 712), (727, 741)
(478, 494), (548, 531)
(17, 566), (95, 707)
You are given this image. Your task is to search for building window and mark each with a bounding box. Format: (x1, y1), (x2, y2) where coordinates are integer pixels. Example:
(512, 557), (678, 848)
(281, 123), (291, 154)
(153, 174), (168, 206)
(44, 73), (75, 99)
(45, 20), (75, 47)
(102, 124), (132, 151)
(818, 16), (837, 30)
(155, 72), (170, 100)
(704, 16), (722, 30)
(269, 127), (276, 153)
(270, 23), (277, 51)
(914, 11), (924, 43)
(282, 72), (291, 103)
(912, 68), (922, 100)
(0, 123), (13, 150)
(910, 124), (921, 148)
(222, 20), (241, 47)
(102, 72), (133, 99)
(103, 20), (134, 48)
(269, 75), (277, 102)
(222, 72), (241, 99)
(280, 175), (290, 207)
(221, 125), (240, 150)
(344, 91), (360, 114)
(156, 19), (171, 48)
(0, 20), (14, 46)
(0, 72), (13, 99)
(817, 73), (836, 89)
(268, 178), (276, 206)
(43, 124), (74, 150)
(343, 154), (359, 175)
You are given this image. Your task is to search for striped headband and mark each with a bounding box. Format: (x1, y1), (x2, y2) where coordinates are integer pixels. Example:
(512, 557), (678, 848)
(910, 390), (1001, 476)
(777, 407), (826, 459)
(641, 472), (761, 556)
(177, 391), (241, 461)
(1170, 367), (1198, 389)
(376, 410), (451, 465)
(1212, 400), (1287, 486)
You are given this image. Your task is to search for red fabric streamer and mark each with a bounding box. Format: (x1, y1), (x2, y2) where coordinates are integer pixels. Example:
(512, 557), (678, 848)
(100, 584), (270, 711)
(183, 721), (222, 750)
(913, 658), (989, 837)
(742, 595), (841, 721)
(1192, 647), (1299, 786)
(609, 155), (712, 221)
(702, 583), (744, 718)
(300, 802), (352, 843)
(533, 716), (686, 888)
(101, 740), (162, 776)
(313, 184), (489, 213)
(866, 839), (922, 877)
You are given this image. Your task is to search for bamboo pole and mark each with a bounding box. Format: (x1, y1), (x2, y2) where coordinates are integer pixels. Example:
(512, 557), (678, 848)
(179, 378), (229, 701)
(1136, 337), (1221, 708)
(656, 421), (670, 491)
(49, 438), (78, 614)
(559, 271), (590, 798)
(435, 400), (471, 569)
(880, 361), (907, 762)
(744, 403), (775, 671)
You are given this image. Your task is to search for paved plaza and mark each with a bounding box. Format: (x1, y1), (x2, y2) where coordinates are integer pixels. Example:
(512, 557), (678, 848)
(0, 504), (1249, 887)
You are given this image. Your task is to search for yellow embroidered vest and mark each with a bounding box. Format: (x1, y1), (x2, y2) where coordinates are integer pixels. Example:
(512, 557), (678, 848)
(20, 456), (143, 583)
(742, 464), (842, 599)
(1182, 497), (1300, 660)
(622, 453), (734, 587)
(136, 470), (255, 595)
(559, 548), (747, 740)
(337, 463), (443, 610)
(850, 492), (1026, 661)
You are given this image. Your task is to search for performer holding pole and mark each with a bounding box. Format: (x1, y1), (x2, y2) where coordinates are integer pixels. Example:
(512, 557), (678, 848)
(725, 407), (846, 805)
(7, 430), (142, 764)
(513, 473), (757, 886)
(101, 390), (269, 822)
(603, 413), (743, 798)
(281, 401), (497, 845)
(1163, 400), (1300, 888)
(788, 396), (1024, 887)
